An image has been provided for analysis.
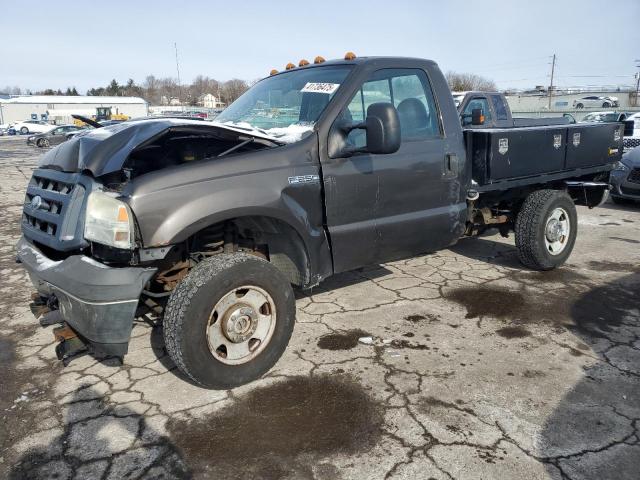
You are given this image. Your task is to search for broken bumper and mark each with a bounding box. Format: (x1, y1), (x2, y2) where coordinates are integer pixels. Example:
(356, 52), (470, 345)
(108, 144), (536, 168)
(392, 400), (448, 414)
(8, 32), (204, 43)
(16, 236), (156, 356)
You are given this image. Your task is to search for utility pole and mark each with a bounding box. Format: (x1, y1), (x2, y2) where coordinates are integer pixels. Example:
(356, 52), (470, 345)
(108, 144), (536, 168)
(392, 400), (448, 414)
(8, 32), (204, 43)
(635, 60), (640, 107)
(174, 42), (182, 104)
(548, 54), (556, 110)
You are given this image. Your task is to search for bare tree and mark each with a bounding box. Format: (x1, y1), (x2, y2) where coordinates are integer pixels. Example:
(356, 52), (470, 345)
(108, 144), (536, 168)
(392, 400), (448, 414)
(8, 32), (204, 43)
(445, 71), (497, 92)
(220, 79), (249, 105)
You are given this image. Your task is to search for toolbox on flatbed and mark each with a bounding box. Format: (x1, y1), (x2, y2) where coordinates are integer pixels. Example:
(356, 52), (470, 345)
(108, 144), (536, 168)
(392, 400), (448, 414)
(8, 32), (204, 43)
(466, 122), (623, 189)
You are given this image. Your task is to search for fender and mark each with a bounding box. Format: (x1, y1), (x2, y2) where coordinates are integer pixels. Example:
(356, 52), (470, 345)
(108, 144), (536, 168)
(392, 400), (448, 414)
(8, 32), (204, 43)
(124, 134), (333, 285)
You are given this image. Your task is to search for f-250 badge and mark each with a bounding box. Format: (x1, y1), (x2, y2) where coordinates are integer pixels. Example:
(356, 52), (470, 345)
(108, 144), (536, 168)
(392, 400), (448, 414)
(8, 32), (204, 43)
(498, 138), (508, 155)
(288, 175), (320, 185)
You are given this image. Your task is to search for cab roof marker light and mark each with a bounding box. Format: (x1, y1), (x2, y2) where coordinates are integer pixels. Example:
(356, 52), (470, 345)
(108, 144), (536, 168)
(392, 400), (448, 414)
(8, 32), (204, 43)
(298, 59), (310, 67)
(269, 69), (278, 76)
(285, 63), (296, 70)
(314, 56), (326, 64)
(344, 51), (356, 60)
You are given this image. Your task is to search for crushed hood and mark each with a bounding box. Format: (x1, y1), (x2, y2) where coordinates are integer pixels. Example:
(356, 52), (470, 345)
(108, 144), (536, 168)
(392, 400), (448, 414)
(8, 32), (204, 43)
(37, 119), (278, 177)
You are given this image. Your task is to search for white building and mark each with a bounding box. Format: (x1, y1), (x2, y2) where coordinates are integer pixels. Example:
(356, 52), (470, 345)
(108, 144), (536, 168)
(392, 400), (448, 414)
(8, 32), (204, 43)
(198, 93), (225, 109)
(0, 95), (148, 125)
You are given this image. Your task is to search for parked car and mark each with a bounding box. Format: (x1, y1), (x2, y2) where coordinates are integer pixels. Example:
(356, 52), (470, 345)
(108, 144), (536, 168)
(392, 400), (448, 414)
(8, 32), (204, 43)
(16, 54), (622, 388)
(27, 125), (86, 147)
(610, 146), (640, 204)
(12, 120), (55, 135)
(580, 111), (627, 123)
(573, 96), (619, 109)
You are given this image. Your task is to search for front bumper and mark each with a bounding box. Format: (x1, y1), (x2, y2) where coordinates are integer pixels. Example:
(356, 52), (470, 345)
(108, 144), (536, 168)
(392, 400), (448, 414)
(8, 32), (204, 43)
(610, 169), (640, 200)
(16, 236), (156, 356)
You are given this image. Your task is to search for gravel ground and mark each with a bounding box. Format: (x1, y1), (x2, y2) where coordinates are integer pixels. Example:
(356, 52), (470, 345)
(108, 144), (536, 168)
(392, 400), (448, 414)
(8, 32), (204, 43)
(1, 135), (639, 480)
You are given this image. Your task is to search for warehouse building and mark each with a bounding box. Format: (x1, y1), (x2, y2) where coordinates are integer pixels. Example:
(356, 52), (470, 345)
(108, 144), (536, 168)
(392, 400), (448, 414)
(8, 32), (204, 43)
(0, 95), (148, 125)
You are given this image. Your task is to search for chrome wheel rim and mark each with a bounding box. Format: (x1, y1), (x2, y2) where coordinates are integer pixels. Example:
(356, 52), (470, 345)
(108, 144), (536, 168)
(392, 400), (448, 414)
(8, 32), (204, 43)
(544, 207), (570, 255)
(43, 139), (49, 147)
(206, 285), (276, 365)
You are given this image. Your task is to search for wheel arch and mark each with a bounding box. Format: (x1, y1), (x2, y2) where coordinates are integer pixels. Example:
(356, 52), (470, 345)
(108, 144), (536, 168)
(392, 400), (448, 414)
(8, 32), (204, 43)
(175, 210), (322, 288)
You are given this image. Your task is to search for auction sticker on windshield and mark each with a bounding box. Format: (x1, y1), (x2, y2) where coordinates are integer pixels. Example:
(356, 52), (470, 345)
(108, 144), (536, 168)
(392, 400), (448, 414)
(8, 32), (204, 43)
(301, 82), (340, 94)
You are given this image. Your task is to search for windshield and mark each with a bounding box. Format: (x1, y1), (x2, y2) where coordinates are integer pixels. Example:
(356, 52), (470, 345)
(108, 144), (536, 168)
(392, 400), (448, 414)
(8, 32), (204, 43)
(215, 65), (352, 143)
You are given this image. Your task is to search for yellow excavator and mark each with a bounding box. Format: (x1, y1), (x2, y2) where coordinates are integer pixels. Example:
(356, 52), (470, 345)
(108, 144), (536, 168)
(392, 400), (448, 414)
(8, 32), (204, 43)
(73, 107), (129, 127)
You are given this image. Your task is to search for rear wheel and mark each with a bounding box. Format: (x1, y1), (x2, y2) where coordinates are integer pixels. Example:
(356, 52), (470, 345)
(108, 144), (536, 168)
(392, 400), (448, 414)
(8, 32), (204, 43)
(163, 252), (295, 389)
(515, 189), (577, 270)
(602, 102), (611, 108)
(575, 103), (584, 109)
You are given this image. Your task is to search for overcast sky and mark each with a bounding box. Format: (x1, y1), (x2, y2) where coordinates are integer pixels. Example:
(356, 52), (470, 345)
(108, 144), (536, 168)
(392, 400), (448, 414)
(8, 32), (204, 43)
(1, 0), (638, 93)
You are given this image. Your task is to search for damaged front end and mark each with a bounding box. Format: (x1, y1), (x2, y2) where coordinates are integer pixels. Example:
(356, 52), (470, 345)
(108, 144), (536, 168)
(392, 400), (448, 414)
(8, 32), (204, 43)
(17, 119), (278, 361)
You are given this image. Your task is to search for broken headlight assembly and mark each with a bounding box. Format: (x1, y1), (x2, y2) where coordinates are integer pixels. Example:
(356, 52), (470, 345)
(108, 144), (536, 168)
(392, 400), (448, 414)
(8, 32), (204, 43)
(84, 191), (135, 249)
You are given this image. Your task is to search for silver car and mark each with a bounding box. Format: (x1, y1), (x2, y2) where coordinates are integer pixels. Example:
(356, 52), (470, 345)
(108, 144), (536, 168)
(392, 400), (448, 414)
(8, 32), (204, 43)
(573, 96), (619, 109)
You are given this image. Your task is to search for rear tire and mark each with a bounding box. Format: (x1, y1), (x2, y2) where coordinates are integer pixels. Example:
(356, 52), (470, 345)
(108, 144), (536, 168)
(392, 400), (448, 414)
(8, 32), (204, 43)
(515, 189), (578, 271)
(602, 102), (611, 108)
(163, 252), (296, 389)
(575, 103), (584, 109)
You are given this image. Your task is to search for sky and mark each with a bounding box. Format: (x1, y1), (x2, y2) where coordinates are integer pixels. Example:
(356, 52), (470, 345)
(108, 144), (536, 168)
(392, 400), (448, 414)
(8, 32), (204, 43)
(1, 0), (638, 93)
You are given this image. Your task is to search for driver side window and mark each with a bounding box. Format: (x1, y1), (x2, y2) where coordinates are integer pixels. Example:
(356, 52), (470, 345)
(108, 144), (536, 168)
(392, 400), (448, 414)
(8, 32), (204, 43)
(338, 68), (440, 149)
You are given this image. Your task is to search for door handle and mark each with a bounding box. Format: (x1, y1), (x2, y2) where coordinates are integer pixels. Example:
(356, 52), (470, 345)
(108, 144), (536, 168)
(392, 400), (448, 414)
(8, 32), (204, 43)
(444, 153), (459, 177)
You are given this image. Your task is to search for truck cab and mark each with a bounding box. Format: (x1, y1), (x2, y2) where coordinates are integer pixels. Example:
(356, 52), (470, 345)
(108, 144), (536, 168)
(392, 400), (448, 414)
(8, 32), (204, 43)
(458, 91), (577, 129)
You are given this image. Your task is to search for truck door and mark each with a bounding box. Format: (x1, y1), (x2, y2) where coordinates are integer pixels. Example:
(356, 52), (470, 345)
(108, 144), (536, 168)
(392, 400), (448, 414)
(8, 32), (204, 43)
(321, 68), (466, 273)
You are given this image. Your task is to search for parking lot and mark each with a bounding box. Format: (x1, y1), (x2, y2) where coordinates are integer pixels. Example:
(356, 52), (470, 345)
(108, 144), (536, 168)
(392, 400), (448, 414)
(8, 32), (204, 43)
(0, 134), (638, 479)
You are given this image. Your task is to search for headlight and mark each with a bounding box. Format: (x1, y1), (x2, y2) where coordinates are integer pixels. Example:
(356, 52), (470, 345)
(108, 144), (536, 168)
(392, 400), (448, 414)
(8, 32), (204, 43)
(84, 191), (135, 249)
(612, 161), (630, 172)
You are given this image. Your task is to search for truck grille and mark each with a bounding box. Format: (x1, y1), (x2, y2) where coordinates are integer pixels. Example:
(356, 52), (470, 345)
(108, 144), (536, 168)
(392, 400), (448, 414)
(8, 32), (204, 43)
(623, 137), (640, 150)
(628, 168), (640, 184)
(22, 169), (88, 251)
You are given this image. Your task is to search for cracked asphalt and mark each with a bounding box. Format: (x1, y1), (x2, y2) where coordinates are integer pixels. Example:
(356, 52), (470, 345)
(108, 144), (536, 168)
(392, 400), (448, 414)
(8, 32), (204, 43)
(1, 135), (639, 480)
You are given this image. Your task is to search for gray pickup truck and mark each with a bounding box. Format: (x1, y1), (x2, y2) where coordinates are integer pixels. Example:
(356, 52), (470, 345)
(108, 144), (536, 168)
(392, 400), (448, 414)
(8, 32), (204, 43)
(16, 54), (624, 388)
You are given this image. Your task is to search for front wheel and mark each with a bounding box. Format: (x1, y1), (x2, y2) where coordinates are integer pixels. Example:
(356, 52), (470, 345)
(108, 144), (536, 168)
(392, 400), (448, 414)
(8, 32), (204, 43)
(20, 127), (28, 134)
(163, 252), (295, 389)
(575, 103), (584, 109)
(602, 102), (611, 108)
(515, 189), (578, 270)
(37, 138), (50, 148)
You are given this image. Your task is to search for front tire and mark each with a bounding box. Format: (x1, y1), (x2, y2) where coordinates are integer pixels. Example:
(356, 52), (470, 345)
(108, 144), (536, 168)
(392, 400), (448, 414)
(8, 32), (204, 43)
(163, 252), (295, 389)
(515, 189), (578, 271)
(575, 103), (584, 109)
(602, 102), (611, 108)
(20, 127), (28, 134)
(37, 138), (49, 148)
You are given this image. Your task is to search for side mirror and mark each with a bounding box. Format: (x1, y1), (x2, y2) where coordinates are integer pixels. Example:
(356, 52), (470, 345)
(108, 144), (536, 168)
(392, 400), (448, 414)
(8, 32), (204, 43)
(471, 108), (485, 125)
(328, 102), (401, 158)
(363, 102), (401, 154)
